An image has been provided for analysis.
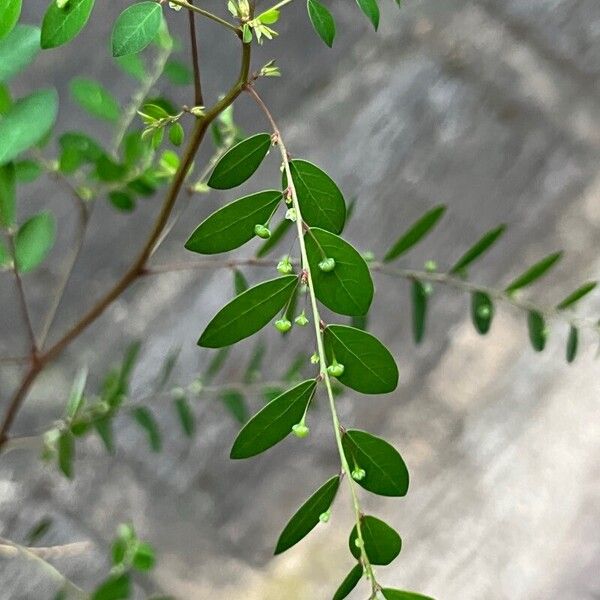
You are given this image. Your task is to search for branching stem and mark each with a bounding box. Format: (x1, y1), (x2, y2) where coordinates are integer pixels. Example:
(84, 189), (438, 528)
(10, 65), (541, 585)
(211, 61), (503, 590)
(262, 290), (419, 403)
(165, 0), (240, 33)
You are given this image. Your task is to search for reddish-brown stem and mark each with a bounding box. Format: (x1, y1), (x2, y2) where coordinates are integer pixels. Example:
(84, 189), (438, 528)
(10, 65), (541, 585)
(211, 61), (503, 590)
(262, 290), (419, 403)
(187, 0), (204, 106)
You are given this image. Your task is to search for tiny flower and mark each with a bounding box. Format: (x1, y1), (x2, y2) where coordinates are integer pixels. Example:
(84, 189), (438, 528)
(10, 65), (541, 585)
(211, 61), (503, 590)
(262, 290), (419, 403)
(326, 362), (345, 377)
(310, 352), (319, 364)
(319, 510), (331, 523)
(351, 467), (366, 481)
(292, 422), (310, 438)
(285, 207), (297, 222)
(318, 257), (336, 272)
(295, 311), (309, 326)
(274, 318), (292, 333)
(168, 1), (183, 10)
(277, 257), (293, 275)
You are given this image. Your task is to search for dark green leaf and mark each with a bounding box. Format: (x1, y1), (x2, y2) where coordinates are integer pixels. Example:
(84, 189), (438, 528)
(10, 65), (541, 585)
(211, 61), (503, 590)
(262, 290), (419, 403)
(132, 541), (155, 571)
(355, 0), (379, 30)
(556, 282), (597, 310)
(233, 269), (248, 295)
(305, 227), (373, 316)
(332, 564), (363, 600)
(111, 1), (162, 57)
(471, 291), (493, 335)
(0, 0), (21, 39)
(256, 218), (293, 257)
(198, 275), (298, 348)
(307, 0), (335, 47)
(185, 190), (282, 254)
(109, 191), (135, 212)
(349, 515), (401, 565)
(342, 429), (409, 497)
(383, 205), (445, 262)
(41, 0), (95, 49)
(164, 59), (193, 85)
(505, 252), (562, 294)
(94, 417), (115, 454)
(0, 25), (40, 83)
(287, 159), (346, 234)
(566, 325), (578, 364)
(58, 431), (74, 479)
(0, 83), (10, 114)
(220, 390), (248, 424)
(275, 475), (340, 555)
(527, 310), (547, 352)
(70, 77), (120, 122)
(0, 162), (16, 228)
(132, 407), (161, 452)
(323, 325), (398, 394)
(174, 395), (195, 436)
(411, 279), (427, 344)
(92, 573), (131, 600)
(381, 589), (436, 600)
(14, 212), (56, 272)
(449, 225), (506, 274)
(0, 89), (58, 166)
(230, 380), (316, 459)
(207, 133), (271, 189)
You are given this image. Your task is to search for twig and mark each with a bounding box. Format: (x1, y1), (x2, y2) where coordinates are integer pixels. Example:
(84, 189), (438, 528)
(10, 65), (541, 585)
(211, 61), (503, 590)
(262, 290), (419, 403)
(187, 0), (204, 106)
(166, 0), (240, 33)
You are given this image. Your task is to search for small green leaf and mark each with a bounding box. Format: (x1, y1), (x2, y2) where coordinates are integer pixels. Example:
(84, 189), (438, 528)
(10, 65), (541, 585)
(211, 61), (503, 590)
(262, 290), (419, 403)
(566, 325), (578, 364)
(169, 122), (184, 146)
(41, 0), (95, 49)
(109, 191), (135, 212)
(505, 252), (562, 294)
(274, 475), (340, 555)
(94, 417), (115, 454)
(0, 162), (16, 228)
(256, 218), (293, 257)
(305, 227), (373, 316)
(164, 59), (193, 85)
(287, 159), (346, 234)
(220, 389), (248, 423)
(323, 325), (398, 394)
(70, 77), (120, 122)
(381, 589), (436, 600)
(0, 25), (40, 83)
(471, 291), (493, 335)
(114, 53), (147, 81)
(132, 407), (161, 452)
(204, 347), (229, 383)
(207, 133), (271, 189)
(58, 431), (75, 479)
(233, 269), (248, 295)
(527, 310), (547, 352)
(230, 380), (317, 459)
(0, 0), (21, 39)
(185, 190), (282, 254)
(66, 367), (87, 420)
(556, 282), (597, 310)
(355, 0), (379, 30)
(92, 573), (131, 600)
(349, 515), (401, 565)
(411, 279), (427, 344)
(173, 395), (195, 436)
(342, 429), (409, 497)
(14, 159), (42, 183)
(332, 564), (363, 600)
(0, 89), (58, 166)
(132, 541), (155, 571)
(14, 212), (56, 273)
(198, 275), (298, 348)
(384, 205), (446, 262)
(111, 1), (162, 57)
(307, 0), (335, 47)
(450, 225), (506, 274)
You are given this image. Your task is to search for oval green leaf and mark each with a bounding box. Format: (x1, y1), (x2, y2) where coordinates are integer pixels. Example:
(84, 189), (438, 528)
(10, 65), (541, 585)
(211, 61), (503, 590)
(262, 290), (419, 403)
(323, 325), (398, 394)
(207, 133), (272, 190)
(288, 159), (346, 234)
(0, 0), (21, 39)
(332, 564), (363, 600)
(0, 25), (40, 83)
(185, 190), (282, 254)
(274, 475), (340, 554)
(132, 407), (161, 452)
(305, 227), (373, 316)
(450, 225), (506, 275)
(349, 515), (401, 565)
(384, 205), (446, 262)
(0, 162), (16, 228)
(41, 0), (95, 49)
(471, 291), (493, 335)
(566, 325), (578, 364)
(411, 279), (427, 344)
(381, 589), (436, 600)
(111, 1), (162, 57)
(557, 281), (597, 310)
(199, 275), (298, 348)
(70, 77), (120, 122)
(230, 379), (317, 459)
(342, 429), (409, 497)
(505, 252), (562, 294)
(527, 310), (546, 352)
(307, 0), (335, 47)
(15, 211), (56, 272)
(355, 0), (379, 30)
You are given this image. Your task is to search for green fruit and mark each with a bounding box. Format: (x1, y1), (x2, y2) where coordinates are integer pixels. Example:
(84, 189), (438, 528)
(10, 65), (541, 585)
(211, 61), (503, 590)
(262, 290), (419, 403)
(277, 257), (293, 274)
(254, 224), (271, 239)
(274, 318), (292, 333)
(295, 311), (309, 326)
(327, 362), (345, 377)
(292, 422), (309, 438)
(351, 467), (366, 481)
(318, 257), (336, 272)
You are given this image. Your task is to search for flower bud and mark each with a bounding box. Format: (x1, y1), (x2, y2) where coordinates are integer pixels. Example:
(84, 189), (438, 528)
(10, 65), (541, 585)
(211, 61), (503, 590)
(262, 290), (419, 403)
(292, 422), (310, 438)
(318, 257), (336, 272)
(327, 362), (345, 378)
(319, 510), (331, 523)
(254, 224), (271, 239)
(274, 318), (292, 333)
(424, 259), (437, 273)
(310, 352), (319, 364)
(295, 311), (309, 326)
(351, 467), (366, 481)
(285, 207), (297, 222)
(277, 257), (293, 275)
(168, 1), (183, 10)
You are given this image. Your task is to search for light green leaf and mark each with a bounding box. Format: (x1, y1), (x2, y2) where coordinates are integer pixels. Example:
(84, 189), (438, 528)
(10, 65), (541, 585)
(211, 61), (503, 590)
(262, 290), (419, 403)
(332, 564), (363, 600)
(111, 1), (162, 57)
(164, 59), (193, 85)
(0, 0), (21, 39)
(556, 282), (597, 310)
(207, 133), (271, 189)
(381, 589), (436, 600)
(0, 89), (58, 166)
(66, 367), (87, 420)
(305, 227), (373, 316)
(230, 380), (317, 459)
(70, 77), (120, 122)
(0, 25), (40, 83)
(132, 407), (161, 452)
(307, 0), (335, 47)
(566, 325), (578, 364)
(220, 390), (248, 424)
(471, 291), (493, 335)
(355, 0), (379, 30)
(256, 218), (292, 257)
(505, 252), (562, 294)
(91, 573), (131, 600)
(41, 0), (95, 49)
(185, 190), (282, 254)
(411, 279), (427, 344)
(323, 325), (398, 394)
(198, 275), (298, 348)
(114, 53), (147, 81)
(274, 475), (340, 555)
(287, 159), (346, 234)
(0, 162), (16, 228)
(58, 431), (75, 479)
(349, 515), (401, 565)
(383, 205), (445, 262)
(527, 310), (546, 352)
(342, 429), (409, 497)
(14, 211), (56, 272)
(14, 159), (42, 183)
(449, 225), (506, 274)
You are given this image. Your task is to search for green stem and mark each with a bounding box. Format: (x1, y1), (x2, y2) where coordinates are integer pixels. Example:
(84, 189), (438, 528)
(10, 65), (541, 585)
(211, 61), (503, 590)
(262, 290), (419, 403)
(166, 0), (241, 33)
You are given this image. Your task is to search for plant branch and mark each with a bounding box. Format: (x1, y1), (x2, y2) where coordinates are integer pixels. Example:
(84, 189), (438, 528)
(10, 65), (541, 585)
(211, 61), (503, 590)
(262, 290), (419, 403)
(166, 0), (241, 33)
(187, 0), (204, 106)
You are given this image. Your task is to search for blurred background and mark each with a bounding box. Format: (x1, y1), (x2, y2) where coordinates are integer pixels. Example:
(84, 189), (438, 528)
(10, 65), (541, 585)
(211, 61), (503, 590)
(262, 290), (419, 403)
(1, 0), (600, 598)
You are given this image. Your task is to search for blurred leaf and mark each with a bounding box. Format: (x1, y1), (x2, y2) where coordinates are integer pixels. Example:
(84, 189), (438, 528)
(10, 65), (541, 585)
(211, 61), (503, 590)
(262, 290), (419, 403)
(449, 225), (506, 275)
(0, 25), (40, 83)
(66, 367), (87, 420)
(109, 191), (135, 212)
(204, 347), (229, 383)
(244, 341), (266, 383)
(381, 590), (436, 600)
(164, 59), (193, 85)
(556, 282), (597, 310)
(470, 291), (493, 335)
(349, 515), (401, 565)
(332, 564), (363, 600)
(132, 407), (161, 451)
(505, 252), (562, 294)
(0, 0), (21, 39)
(155, 347), (180, 392)
(307, 0), (335, 47)
(25, 517), (52, 546)
(94, 416), (115, 454)
(14, 159), (42, 183)
(112, 1), (162, 57)
(14, 212), (56, 273)
(41, 0), (95, 49)
(58, 431), (75, 479)
(527, 310), (547, 352)
(355, 0), (379, 30)
(0, 162), (16, 228)
(132, 541), (155, 571)
(114, 53), (147, 81)
(411, 279), (427, 344)
(70, 77), (120, 122)
(220, 390), (248, 424)
(92, 573), (131, 600)
(566, 325), (578, 364)
(173, 395), (195, 436)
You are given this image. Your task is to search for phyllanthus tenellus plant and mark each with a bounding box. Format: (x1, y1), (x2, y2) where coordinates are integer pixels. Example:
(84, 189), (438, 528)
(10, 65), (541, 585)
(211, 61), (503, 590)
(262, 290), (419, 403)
(0, 0), (597, 598)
